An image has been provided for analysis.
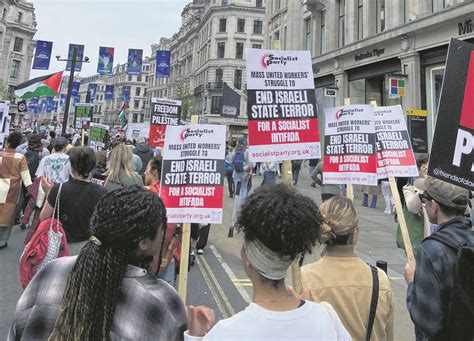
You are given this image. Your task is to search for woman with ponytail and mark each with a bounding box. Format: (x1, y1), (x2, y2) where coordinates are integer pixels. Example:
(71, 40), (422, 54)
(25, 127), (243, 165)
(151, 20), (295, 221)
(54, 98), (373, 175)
(10, 186), (188, 340)
(301, 196), (394, 341)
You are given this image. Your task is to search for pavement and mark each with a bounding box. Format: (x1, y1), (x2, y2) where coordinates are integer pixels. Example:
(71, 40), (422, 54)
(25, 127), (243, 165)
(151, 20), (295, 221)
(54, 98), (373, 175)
(0, 164), (415, 340)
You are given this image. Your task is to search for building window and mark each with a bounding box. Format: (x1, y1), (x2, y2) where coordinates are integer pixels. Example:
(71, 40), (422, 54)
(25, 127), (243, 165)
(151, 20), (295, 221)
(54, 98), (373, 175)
(304, 18), (312, 51)
(211, 96), (222, 115)
(234, 69), (242, 90)
(376, 0), (385, 33)
(338, 0), (345, 48)
(253, 20), (263, 34)
(135, 87), (141, 96)
(134, 100), (140, 109)
(237, 19), (245, 33)
(432, 0), (444, 12)
(16, 11), (23, 23)
(252, 44), (262, 49)
(10, 60), (21, 79)
(13, 37), (23, 52)
(320, 11), (326, 54)
(215, 68), (223, 84)
(217, 42), (225, 58)
(2, 8), (6, 20)
(358, 0), (363, 40)
(219, 18), (227, 32)
(236, 43), (244, 59)
(128, 75), (132, 81)
(137, 75), (142, 82)
(222, 0), (229, 5)
(256, 0), (263, 8)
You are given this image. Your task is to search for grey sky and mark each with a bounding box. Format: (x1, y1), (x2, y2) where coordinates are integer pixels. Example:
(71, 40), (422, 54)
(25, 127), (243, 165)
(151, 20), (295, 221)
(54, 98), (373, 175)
(30, 0), (189, 78)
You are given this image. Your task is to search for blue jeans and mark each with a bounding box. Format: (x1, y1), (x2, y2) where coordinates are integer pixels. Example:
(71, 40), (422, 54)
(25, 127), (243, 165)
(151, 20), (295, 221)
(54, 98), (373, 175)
(263, 171), (276, 187)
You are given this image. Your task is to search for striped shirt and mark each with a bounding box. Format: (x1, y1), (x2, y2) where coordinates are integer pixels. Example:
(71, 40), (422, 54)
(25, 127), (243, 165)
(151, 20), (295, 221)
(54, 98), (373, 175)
(9, 256), (188, 340)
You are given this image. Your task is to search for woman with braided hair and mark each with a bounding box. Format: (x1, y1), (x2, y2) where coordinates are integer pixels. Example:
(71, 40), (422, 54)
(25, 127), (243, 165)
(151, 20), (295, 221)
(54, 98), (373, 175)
(301, 196), (394, 341)
(9, 186), (188, 340)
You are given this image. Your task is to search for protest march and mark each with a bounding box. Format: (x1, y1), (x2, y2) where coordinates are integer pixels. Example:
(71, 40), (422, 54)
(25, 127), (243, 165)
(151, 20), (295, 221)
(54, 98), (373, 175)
(1, 2), (474, 340)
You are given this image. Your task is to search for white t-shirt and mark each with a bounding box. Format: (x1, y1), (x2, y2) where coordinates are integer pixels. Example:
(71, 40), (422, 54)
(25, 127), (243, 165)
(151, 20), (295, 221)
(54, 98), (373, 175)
(36, 152), (71, 183)
(185, 301), (351, 341)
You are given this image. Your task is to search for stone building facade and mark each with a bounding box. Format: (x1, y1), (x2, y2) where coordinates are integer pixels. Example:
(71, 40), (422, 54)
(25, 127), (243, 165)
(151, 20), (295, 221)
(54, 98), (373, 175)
(266, 0), (474, 151)
(0, 0), (36, 124)
(152, 0), (266, 132)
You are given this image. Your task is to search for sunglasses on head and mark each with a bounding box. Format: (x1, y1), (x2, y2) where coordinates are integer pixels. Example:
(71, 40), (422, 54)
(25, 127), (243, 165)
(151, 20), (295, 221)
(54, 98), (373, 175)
(419, 192), (433, 204)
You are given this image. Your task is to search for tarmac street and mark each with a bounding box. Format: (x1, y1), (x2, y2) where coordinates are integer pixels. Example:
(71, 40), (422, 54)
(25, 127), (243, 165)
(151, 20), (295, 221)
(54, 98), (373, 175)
(0, 165), (415, 340)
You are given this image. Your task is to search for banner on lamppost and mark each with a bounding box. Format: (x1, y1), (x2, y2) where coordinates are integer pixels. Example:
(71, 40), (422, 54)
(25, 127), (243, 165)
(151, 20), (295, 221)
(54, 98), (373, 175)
(87, 84), (98, 104)
(60, 94), (66, 109)
(45, 96), (54, 113)
(156, 50), (171, 78)
(32, 40), (53, 70)
(105, 85), (114, 101)
(127, 49), (143, 75)
(122, 86), (131, 103)
(66, 44), (85, 72)
(71, 81), (80, 103)
(97, 46), (114, 75)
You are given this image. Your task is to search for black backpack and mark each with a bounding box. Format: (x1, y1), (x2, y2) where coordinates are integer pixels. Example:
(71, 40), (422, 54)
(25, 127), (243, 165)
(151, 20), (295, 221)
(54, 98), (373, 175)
(429, 229), (474, 340)
(24, 149), (41, 179)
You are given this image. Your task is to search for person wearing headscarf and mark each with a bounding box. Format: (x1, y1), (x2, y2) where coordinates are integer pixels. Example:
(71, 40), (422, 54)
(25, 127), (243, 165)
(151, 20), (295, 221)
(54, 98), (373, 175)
(186, 185), (350, 340)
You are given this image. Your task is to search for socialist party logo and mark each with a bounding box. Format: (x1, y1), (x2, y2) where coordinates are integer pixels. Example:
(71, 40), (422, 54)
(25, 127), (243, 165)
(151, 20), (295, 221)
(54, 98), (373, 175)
(260, 53), (298, 70)
(179, 128), (214, 142)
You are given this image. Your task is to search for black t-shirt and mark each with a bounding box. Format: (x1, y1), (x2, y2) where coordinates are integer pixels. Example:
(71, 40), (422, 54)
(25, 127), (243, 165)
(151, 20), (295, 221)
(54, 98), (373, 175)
(48, 179), (107, 242)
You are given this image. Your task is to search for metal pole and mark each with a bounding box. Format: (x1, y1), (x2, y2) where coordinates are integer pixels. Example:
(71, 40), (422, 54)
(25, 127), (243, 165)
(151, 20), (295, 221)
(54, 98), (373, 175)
(62, 47), (77, 136)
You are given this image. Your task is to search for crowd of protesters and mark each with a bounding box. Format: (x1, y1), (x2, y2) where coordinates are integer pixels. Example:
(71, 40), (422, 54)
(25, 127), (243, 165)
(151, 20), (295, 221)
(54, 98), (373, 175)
(1, 129), (473, 340)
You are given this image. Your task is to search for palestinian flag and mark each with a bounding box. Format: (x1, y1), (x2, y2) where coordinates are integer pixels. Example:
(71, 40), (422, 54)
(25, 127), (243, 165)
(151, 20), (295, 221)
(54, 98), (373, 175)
(118, 102), (128, 124)
(14, 71), (63, 100)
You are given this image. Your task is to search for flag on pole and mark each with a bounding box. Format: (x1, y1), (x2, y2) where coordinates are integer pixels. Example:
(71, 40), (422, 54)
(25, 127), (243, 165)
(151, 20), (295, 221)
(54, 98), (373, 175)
(13, 71), (63, 100)
(118, 102), (128, 125)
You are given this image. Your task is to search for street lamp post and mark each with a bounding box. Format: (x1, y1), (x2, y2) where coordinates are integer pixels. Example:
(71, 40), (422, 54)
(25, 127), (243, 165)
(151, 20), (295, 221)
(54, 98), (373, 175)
(56, 48), (90, 136)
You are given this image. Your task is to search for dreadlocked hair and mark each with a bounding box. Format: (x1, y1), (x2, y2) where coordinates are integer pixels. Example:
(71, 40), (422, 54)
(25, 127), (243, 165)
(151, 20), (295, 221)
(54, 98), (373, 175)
(237, 183), (322, 260)
(49, 186), (167, 341)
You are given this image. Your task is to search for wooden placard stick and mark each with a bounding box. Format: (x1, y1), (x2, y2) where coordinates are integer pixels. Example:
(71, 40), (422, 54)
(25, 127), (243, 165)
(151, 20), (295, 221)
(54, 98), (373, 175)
(389, 176), (415, 264)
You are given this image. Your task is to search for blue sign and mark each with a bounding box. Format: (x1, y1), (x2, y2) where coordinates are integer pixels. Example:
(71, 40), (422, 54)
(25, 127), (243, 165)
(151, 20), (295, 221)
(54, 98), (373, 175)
(122, 86), (131, 103)
(97, 46), (114, 75)
(87, 83), (97, 103)
(28, 97), (38, 113)
(46, 96), (54, 113)
(156, 50), (171, 78)
(60, 94), (66, 109)
(71, 81), (80, 102)
(66, 44), (85, 72)
(105, 85), (114, 101)
(32, 40), (53, 70)
(127, 49), (143, 75)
